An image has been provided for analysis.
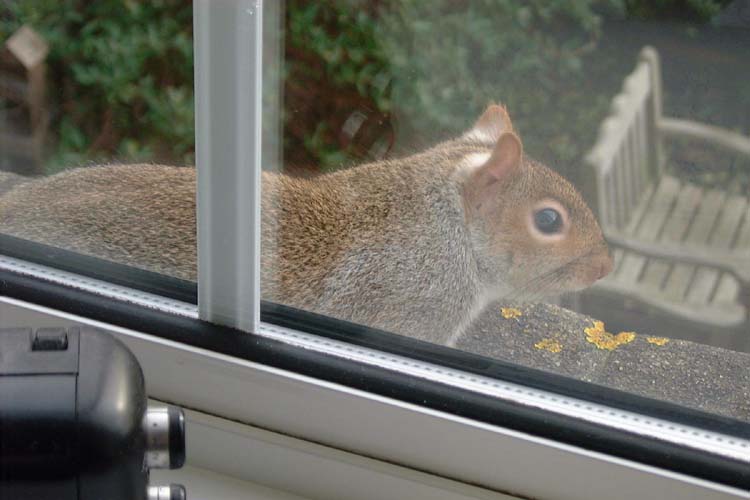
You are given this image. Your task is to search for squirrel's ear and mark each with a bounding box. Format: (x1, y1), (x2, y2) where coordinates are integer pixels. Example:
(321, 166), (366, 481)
(465, 104), (514, 143)
(464, 132), (522, 213)
(481, 132), (523, 182)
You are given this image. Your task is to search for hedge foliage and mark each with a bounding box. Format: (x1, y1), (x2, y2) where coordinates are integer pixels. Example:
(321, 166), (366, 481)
(282, 0), (633, 177)
(0, 0), (194, 169)
(0, 0), (737, 181)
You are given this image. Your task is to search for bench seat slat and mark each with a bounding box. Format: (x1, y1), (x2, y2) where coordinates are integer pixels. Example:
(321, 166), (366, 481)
(611, 182), (656, 275)
(687, 194), (747, 304)
(733, 204), (750, 250)
(662, 189), (726, 302)
(614, 176), (680, 285)
(639, 181), (701, 290)
(714, 203), (750, 304)
(604, 179), (750, 309)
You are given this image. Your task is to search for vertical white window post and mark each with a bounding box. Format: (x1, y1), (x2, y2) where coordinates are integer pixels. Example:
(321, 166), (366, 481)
(194, 0), (263, 332)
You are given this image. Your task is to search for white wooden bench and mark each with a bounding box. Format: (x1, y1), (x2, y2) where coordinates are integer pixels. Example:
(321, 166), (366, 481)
(578, 46), (750, 351)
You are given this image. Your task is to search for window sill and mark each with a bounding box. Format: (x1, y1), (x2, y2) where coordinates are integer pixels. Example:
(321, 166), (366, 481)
(154, 406), (521, 500)
(2, 295), (748, 500)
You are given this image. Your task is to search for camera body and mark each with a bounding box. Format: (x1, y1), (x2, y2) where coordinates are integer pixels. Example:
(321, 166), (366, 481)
(0, 326), (185, 500)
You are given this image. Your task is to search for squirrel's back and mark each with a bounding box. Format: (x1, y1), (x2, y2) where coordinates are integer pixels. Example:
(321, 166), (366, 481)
(262, 153), (477, 322)
(0, 164), (197, 280)
(0, 104), (612, 345)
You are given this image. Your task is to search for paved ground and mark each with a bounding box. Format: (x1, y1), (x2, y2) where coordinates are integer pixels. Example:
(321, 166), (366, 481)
(458, 302), (750, 423)
(0, 171), (29, 195)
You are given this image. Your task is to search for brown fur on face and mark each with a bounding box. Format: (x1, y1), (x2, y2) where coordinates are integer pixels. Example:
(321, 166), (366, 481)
(478, 157), (612, 297)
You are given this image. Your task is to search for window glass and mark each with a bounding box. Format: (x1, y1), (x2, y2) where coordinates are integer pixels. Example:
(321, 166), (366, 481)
(263, 0), (750, 422)
(0, 0), (748, 428)
(0, 1), (196, 281)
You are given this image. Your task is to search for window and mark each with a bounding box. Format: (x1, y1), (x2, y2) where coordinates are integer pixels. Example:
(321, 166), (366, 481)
(1, 1), (749, 498)
(0, 1), (197, 289)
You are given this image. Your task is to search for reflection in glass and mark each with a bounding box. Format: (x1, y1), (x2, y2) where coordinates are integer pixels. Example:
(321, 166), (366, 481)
(0, 1), (748, 423)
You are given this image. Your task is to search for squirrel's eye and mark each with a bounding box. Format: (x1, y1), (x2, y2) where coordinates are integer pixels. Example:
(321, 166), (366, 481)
(534, 208), (563, 234)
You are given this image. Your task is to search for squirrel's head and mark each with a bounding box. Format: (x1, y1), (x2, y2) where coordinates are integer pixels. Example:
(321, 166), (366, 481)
(456, 104), (613, 299)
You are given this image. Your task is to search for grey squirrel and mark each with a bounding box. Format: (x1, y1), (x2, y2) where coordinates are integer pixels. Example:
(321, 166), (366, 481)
(0, 104), (612, 345)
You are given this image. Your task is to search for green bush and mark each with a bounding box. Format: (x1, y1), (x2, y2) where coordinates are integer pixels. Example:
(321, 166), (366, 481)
(2, 0), (741, 187)
(377, 0), (624, 175)
(0, 0), (194, 171)
(283, 1), (390, 169)
(283, 0), (626, 179)
(0, 0), (627, 178)
(284, 0), (743, 184)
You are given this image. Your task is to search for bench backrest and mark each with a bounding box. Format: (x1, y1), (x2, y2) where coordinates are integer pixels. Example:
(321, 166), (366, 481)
(585, 47), (665, 232)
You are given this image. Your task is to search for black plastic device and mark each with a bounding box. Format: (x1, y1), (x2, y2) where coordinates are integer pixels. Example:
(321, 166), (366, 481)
(0, 326), (186, 500)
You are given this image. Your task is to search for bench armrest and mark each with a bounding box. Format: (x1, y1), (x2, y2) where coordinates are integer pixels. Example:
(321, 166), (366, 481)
(604, 232), (750, 289)
(659, 118), (750, 157)
(605, 232), (750, 319)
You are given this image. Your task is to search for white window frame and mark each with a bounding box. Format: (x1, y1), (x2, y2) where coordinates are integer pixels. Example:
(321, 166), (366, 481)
(195, 0), (262, 333)
(1, 296), (748, 500)
(0, 1), (749, 499)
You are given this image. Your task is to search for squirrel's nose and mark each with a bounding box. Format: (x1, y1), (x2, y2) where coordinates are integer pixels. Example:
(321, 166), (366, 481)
(596, 251), (614, 280)
(584, 248), (614, 285)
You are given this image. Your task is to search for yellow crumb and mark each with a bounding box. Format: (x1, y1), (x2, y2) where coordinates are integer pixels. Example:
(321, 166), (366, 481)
(501, 307), (523, 319)
(535, 338), (562, 353)
(584, 320), (636, 351)
(646, 336), (670, 346)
